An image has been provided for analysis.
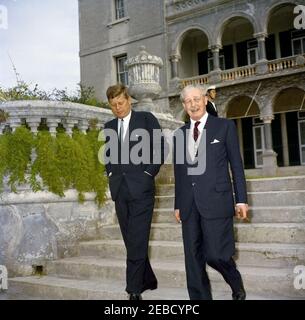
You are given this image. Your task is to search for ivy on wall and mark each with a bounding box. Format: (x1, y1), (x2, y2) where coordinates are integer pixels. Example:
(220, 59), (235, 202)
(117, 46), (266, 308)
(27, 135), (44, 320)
(0, 126), (108, 207)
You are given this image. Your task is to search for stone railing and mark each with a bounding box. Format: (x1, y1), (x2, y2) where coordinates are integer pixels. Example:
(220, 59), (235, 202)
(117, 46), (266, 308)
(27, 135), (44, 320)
(220, 65), (256, 82)
(181, 74), (208, 87)
(0, 100), (114, 136)
(268, 54), (305, 73)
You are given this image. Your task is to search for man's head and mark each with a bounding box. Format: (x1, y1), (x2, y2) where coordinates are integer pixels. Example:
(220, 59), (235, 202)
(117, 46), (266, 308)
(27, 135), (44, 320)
(180, 85), (208, 121)
(106, 84), (132, 119)
(207, 85), (217, 101)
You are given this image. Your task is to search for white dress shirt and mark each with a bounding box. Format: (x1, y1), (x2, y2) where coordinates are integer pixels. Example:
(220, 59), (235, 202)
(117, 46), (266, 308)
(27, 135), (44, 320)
(188, 112), (208, 161)
(117, 110), (132, 141)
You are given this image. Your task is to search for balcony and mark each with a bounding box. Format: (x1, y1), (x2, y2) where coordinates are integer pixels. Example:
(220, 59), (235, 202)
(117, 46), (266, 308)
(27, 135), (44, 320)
(180, 54), (305, 88)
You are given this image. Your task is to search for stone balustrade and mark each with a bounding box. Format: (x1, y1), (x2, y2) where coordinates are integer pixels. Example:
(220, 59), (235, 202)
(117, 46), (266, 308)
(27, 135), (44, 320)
(0, 100), (114, 136)
(221, 65), (256, 81)
(181, 74), (208, 87)
(180, 54), (305, 88)
(268, 54), (305, 73)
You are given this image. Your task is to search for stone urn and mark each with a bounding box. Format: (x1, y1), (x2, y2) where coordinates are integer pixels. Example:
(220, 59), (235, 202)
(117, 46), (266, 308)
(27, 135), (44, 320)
(125, 46), (163, 111)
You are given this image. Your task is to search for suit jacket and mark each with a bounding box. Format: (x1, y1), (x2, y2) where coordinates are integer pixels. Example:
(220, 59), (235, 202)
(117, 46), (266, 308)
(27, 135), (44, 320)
(206, 101), (218, 117)
(174, 115), (247, 220)
(104, 110), (164, 201)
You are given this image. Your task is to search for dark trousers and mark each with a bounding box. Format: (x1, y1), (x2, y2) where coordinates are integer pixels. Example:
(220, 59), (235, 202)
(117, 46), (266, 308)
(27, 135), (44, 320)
(115, 179), (157, 294)
(182, 201), (243, 300)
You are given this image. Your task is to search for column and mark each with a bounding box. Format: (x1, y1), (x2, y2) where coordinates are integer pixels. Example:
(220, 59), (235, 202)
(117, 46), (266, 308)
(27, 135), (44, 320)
(210, 44), (222, 71)
(169, 54), (180, 79)
(254, 32), (268, 74)
(262, 115), (278, 176)
(280, 113), (289, 166)
(208, 44), (222, 83)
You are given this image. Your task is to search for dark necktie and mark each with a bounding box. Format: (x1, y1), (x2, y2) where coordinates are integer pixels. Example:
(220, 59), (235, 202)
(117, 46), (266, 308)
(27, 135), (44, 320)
(119, 119), (124, 142)
(193, 121), (200, 142)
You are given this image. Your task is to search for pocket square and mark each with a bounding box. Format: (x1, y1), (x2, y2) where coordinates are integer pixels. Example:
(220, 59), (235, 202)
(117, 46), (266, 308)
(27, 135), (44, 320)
(211, 139), (220, 144)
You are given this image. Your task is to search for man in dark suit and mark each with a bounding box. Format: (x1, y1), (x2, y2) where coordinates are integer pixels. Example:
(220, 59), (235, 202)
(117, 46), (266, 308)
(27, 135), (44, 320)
(103, 84), (164, 300)
(173, 84), (248, 300)
(206, 85), (218, 117)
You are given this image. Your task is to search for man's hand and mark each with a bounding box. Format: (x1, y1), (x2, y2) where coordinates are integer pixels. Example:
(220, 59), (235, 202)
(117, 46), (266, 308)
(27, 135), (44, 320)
(174, 209), (181, 223)
(235, 204), (249, 221)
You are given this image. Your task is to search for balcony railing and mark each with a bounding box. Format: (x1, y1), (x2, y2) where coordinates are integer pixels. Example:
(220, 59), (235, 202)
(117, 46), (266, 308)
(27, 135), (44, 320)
(268, 55), (300, 72)
(180, 54), (305, 88)
(221, 65), (256, 81)
(181, 74), (208, 87)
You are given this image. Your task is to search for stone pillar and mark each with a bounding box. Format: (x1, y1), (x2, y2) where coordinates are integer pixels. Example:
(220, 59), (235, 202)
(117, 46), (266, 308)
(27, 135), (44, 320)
(254, 32), (268, 74)
(169, 54), (180, 79)
(208, 45), (222, 83)
(280, 113), (289, 166)
(46, 118), (61, 137)
(126, 46), (163, 112)
(27, 117), (41, 135)
(261, 115), (278, 176)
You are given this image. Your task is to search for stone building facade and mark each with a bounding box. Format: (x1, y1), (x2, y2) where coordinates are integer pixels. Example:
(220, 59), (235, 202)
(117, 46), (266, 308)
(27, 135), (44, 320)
(78, 0), (305, 174)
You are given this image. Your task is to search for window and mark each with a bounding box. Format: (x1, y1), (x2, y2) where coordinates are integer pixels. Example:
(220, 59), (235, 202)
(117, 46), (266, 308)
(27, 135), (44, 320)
(247, 40), (258, 65)
(116, 55), (128, 85)
(291, 30), (305, 55)
(207, 51), (225, 72)
(115, 0), (125, 20)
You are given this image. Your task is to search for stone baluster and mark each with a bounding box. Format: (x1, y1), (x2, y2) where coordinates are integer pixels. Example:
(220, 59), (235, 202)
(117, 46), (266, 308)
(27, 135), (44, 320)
(63, 119), (78, 137)
(9, 118), (22, 132)
(78, 119), (89, 134)
(46, 118), (61, 137)
(27, 117), (41, 135)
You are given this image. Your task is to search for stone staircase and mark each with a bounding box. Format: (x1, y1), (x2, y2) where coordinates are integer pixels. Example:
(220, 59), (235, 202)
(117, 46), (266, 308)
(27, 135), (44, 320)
(5, 169), (305, 300)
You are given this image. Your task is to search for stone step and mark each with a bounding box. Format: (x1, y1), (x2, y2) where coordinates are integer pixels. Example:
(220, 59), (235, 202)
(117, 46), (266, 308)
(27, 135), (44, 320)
(7, 276), (293, 300)
(44, 257), (304, 298)
(154, 190), (305, 208)
(152, 206), (305, 224)
(99, 223), (305, 244)
(246, 176), (305, 192)
(78, 240), (305, 268)
(155, 176), (305, 195)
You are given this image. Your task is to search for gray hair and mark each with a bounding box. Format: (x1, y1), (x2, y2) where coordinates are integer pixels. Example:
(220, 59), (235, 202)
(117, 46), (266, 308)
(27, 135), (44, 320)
(180, 84), (208, 102)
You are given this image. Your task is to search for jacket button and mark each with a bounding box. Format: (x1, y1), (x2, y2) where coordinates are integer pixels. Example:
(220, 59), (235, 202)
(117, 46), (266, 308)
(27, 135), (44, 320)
(192, 182), (196, 186)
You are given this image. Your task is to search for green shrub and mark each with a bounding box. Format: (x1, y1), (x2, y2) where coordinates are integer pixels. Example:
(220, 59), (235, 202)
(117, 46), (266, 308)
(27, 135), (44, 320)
(1, 126), (108, 207)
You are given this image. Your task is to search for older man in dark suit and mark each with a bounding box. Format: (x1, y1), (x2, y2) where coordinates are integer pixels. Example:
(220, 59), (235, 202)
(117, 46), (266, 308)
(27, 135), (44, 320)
(104, 84), (165, 300)
(173, 84), (248, 300)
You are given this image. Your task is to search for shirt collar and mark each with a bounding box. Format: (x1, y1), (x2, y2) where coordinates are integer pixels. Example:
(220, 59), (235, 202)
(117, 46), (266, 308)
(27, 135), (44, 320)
(119, 110), (132, 122)
(190, 112), (208, 128)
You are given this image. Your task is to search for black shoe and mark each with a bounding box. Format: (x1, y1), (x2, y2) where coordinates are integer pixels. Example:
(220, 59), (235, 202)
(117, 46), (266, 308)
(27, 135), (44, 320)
(129, 293), (142, 300)
(232, 285), (246, 300)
